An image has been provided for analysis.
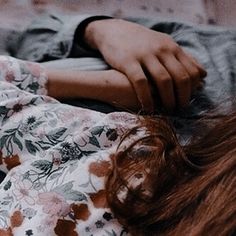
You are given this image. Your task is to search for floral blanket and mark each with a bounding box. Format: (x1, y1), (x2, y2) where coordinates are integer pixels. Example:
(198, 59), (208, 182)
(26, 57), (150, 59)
(0, 56), (139, 236)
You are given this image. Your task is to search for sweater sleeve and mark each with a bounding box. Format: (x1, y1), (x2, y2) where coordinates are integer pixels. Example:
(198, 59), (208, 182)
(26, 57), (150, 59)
(0, 56), (48, 95)
(14, 13), (111, 62)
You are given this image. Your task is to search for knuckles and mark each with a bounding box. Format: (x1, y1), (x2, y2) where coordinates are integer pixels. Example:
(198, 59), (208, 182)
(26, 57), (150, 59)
(158, 75), (172, 85)
(190, 68), (201, 79)
(153, 35), (180, 55)
(132, 76), (147, 86)
(177, 74), (191, 86)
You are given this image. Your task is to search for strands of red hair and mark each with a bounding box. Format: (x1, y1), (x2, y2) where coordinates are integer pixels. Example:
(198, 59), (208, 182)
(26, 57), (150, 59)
(106, 115), (236, 235)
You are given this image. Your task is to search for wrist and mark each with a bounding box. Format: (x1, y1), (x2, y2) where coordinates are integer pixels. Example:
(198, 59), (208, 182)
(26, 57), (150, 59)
(76, 16), (112, 50)
(84, 20), (101, 50)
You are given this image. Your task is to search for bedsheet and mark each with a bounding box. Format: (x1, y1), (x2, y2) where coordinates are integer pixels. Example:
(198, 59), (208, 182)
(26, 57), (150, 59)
(0, 14), (236, 235)
(0, 17), (235, 154)
(18, 14), (236, 142)
(0, 14), (236, 178)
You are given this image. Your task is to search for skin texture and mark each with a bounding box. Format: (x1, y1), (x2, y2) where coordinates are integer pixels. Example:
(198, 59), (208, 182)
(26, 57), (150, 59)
(46, 68), (139, 111)
(84, 19), (207, 113)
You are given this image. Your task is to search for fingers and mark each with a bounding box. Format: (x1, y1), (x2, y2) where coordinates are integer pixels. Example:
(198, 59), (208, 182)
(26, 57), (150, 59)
(176, 49), (207, 89)
(186, 52), (207, 78)
(134, 51), (206, 111)
(175, 54), (201, 90)
(143, 56), (175, 110)
(124, 62), (154, 113)
(159, 54), (191, 108)
(124, 52), (205, 111)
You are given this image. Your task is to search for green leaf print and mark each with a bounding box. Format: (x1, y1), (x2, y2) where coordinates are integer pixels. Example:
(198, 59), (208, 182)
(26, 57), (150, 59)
(105, 229), (118, 236)
(89, 136), (100, 148)
(31, 160), (52, 172)
(28, 82), (39, 93)
(25, 140), (39, 155)
(3, 180), (11, 191)
(0, 106), (9, 116)
(17, 130), (23, 137)
(1, 201), (11, 206)
(64, 190), (87, 201)
(53, 181), (73, 193)
(0, 127), (23, 155)
(47, 127), (67, 141)
(13, 136), (23, 151)
(0, 135), (8, 149)
(0, 210), (9, 217)
(5, 128), (17, 134)
(30, 97), (39, 104)
(53, 181), (87, 201)
(90, 126), (104, 136)
(49, 172), (63, 180)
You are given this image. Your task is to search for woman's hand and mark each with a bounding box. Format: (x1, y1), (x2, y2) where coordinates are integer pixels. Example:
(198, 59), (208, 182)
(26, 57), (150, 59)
(84, 19), (207, 112)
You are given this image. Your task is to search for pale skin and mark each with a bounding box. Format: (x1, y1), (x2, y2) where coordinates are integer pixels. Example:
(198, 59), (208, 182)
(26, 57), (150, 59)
(46, 68), (139, 110)
(45, 18), (207, 113)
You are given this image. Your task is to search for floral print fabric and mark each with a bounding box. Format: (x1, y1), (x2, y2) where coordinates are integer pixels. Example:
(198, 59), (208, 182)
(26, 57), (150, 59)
(0, 56), (138, 235)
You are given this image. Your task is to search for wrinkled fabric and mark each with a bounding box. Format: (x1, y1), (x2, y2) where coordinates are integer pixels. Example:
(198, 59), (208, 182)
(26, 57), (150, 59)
(11, 14), (236, 138)
(0, 13), (235, 235)
(0, 56), (140, 235)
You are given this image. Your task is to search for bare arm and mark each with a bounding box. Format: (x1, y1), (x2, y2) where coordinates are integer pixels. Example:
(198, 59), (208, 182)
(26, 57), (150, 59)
(45, 68), (139, 111)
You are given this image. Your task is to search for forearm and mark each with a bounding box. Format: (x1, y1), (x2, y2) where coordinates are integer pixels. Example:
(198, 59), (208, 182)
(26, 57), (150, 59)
(45, 68), (139, 110)
(46, 69), (104, 99)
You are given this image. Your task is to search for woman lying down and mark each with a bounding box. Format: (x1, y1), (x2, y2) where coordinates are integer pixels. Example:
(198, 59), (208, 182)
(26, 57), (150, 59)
(0, 54), (234, 236)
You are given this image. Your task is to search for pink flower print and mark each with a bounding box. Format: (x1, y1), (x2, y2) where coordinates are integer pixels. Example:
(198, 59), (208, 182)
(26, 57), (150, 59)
(6, 103), (23, 117)
(0, 59), (7, 70)
(8, 169), (21, 183)
(12, 180), (37, 205)
(58, 108), (84, 123)
(36, 214), (58, 233)
(37, 192), (70, 217)
(26, 62), (42, 78)
(5, 70), (15, 82)
(12, 103), (23, 112)
(37, 129), (46, 139)
(53, 158), (61, 166)
(52, 153), (62, 166)
(108, 112), (136, 124)
(6, 99), (30, 117)
(0, 57), (12, 75)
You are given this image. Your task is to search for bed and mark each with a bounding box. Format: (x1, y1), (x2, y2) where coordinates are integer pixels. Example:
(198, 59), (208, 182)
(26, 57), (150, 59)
(0, 2), (236, 235)
(0, 1), (236, 178)
(0, 0), (235, 180)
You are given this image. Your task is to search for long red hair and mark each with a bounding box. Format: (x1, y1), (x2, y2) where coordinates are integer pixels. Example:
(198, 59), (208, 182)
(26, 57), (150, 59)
(106, 114), (236, 235)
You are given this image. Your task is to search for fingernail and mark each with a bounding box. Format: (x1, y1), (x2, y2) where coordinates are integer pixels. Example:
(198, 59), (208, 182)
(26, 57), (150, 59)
(200, 69), (207, 78)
